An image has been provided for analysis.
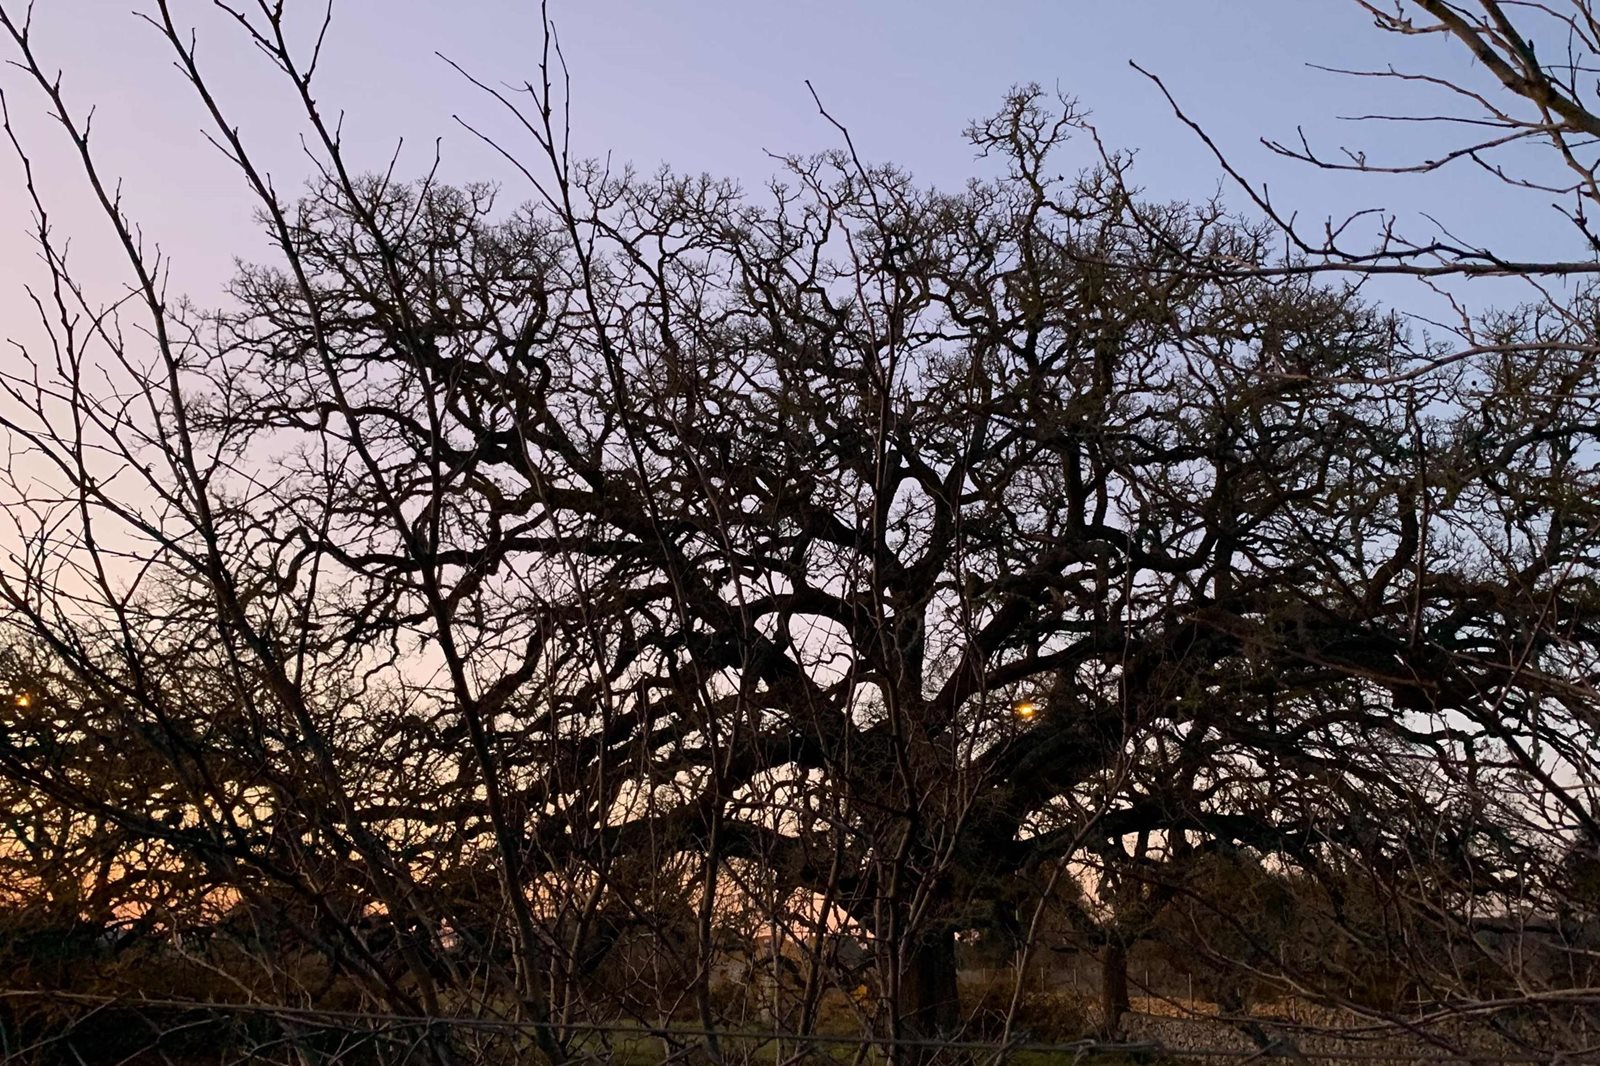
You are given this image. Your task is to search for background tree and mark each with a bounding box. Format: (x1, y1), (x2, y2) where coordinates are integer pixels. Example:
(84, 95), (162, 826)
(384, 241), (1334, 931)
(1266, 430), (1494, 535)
(4, 2), (1600, 1064)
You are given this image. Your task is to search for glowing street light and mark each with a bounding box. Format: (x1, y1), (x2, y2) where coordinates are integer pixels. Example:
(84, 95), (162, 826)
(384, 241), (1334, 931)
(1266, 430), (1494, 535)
(13, 693), (29, 709)
(1012, 699), (1038, 721)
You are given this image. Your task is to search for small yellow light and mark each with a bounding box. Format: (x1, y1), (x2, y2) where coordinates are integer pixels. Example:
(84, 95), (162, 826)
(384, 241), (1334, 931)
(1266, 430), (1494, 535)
(1013, 699), (1038, 720)
(13, 693), (29, 708)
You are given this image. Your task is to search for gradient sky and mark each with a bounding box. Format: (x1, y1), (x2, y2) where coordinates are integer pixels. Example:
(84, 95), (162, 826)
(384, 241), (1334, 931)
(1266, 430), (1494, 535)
(0, 1), (1578, 325)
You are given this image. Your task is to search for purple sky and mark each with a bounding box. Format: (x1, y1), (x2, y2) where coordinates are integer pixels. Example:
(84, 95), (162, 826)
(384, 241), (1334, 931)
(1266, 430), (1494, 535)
(0, 2), (1577, 321)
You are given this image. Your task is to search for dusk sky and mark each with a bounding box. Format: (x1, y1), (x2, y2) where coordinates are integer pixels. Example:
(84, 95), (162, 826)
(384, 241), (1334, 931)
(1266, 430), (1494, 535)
(0, 2), (1579, 324)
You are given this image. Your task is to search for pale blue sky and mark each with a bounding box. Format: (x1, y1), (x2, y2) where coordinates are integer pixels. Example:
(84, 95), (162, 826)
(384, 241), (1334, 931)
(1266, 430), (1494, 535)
(0, 1), (1576, 318)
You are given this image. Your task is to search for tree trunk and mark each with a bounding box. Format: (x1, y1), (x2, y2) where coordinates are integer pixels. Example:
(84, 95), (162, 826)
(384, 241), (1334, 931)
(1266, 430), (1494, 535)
(902, 926), (960, 1056)
(1100, 938), (1130, 1037)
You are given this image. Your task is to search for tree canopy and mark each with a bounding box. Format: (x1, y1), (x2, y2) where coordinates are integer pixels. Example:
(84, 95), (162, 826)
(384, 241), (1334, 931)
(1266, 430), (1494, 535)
(4, 3), (1600, 1063)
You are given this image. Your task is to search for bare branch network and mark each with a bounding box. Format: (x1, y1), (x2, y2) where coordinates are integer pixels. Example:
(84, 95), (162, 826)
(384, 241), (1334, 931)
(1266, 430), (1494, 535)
(1, 2), (1600, 1065)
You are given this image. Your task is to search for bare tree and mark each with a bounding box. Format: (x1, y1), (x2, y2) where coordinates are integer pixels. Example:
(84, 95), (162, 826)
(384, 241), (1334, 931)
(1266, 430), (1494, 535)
(6, 2), (1600, 1064)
